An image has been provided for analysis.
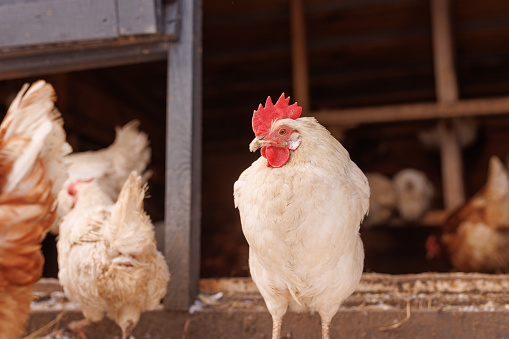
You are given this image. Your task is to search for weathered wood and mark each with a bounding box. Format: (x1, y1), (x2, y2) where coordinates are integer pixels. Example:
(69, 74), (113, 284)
(165, 0), (202, 310)
(29, 274), (509, 338)
(0, 0), (166, 48)
(438, 119), (465, 209)
(312, 96), (509, 126)
(118, 0), (161, 35)
(431, 0), (458, 104)
(200, 273), (509, 294)
(0, 0), (118, 48)
(0, 41), (169, 81)
(163, 0), (181, 36)
(290, 0), (310, 112)
(431, 0), (464, 210)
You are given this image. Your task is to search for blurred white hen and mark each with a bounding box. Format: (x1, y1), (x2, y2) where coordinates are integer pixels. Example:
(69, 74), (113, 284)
(393, 168), (434, 221)
(51, 120), (151, 234)
(364, 173), (396, 226)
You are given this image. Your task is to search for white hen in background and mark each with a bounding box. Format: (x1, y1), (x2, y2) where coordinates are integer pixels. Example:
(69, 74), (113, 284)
(364, 172), (397, 227)
(51, 120), (151, 234)
(393, 168), (434, 221)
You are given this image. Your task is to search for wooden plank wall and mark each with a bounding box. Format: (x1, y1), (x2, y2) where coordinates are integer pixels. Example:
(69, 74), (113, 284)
(118, 0), (161, 35)
(0, 0), (161, 49)
(0, 0), (118, 48)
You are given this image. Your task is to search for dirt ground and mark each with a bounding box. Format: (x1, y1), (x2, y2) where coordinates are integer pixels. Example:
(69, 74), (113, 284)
(26, 273), (509, 339)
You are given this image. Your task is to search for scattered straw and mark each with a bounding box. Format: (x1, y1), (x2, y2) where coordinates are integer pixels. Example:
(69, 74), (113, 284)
(182, 317), (193, 339)
(377, 301), (411, 331)
(22, 311), (67, 339)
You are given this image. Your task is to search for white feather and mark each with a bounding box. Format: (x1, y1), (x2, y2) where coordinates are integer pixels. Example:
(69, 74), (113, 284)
(234, 117), (369, 325)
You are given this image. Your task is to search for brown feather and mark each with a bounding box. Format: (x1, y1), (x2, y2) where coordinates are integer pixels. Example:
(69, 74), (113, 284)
(0, 81), (69, 337)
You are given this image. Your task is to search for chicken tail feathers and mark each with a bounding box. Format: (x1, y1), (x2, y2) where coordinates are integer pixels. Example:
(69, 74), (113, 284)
(486, 156), (509, 201)
(107, 172), (154, 255)
(109, 120), (152, 178)
(0, 81), (71, 194)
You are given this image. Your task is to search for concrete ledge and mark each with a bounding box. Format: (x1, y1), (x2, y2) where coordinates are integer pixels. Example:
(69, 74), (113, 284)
(26, 273), (509, 338)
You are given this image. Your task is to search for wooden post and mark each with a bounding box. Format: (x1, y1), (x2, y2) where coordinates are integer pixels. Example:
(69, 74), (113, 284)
(290, 0), (310, 112)
(165, 0), (202, 310)
(431, 0), (465, 210)
(431, 0), (458, 104)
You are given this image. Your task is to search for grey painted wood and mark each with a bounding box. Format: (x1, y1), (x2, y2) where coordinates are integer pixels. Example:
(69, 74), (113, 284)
(0, 0), (118, 48)
(117, 0), (161, 35)
(163, 1), (180, 36)
(0, 41), (169, 81)
(165, 0), (202, 310)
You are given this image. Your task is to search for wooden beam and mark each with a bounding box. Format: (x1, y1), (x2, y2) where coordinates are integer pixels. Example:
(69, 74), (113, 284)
(431, 0), (464, 210)
(0, 41), (170, 81)
(290, 0), (310, 112)
(165, 0), (202, 310)
(312, 96), (509, 126)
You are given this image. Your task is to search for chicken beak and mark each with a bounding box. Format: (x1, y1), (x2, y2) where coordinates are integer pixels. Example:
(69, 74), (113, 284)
(249, 136), (264, 152)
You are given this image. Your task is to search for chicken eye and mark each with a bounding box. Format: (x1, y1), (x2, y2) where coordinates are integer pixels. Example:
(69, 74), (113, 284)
(279, 129), (287, 136)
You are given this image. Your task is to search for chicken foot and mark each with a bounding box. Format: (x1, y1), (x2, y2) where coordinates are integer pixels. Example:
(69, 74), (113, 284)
(67, 318), (92, 339)
(121, 319), (135, 339)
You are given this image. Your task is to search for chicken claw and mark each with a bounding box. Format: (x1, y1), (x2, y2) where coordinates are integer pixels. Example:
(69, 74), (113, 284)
(67, 318), (92, 339)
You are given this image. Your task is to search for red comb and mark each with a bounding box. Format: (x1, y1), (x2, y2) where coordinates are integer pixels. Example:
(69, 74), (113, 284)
(252, 93), (302, 136)
(67, 178), (94, 196)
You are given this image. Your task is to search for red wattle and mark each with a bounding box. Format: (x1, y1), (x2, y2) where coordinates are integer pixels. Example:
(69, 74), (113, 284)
(264, 146), (290, 168)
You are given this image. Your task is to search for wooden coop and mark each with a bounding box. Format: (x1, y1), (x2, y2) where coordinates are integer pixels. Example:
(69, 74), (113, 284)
(0, 0), (201, 312)
(2, 0), (509, 337)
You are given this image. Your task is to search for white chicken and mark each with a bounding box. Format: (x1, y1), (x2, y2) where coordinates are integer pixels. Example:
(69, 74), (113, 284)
(364, 172), (396, 227)
(51, 120), (151, 234)
(0, 80), (71, 338)
(234, 94), (369, 339)
(392, 168), (434, 221)
(57, 172), (170, 339)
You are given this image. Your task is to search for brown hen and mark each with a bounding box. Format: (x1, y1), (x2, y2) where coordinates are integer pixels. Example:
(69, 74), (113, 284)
(441, 156), (509, 272)
(0, 81), (70, 338)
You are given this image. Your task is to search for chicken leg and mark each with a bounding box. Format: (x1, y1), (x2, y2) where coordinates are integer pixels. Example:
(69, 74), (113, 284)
(121, 319), (135, 339)
(321, 318), (331, 339)
(271, 318), (282, 339)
